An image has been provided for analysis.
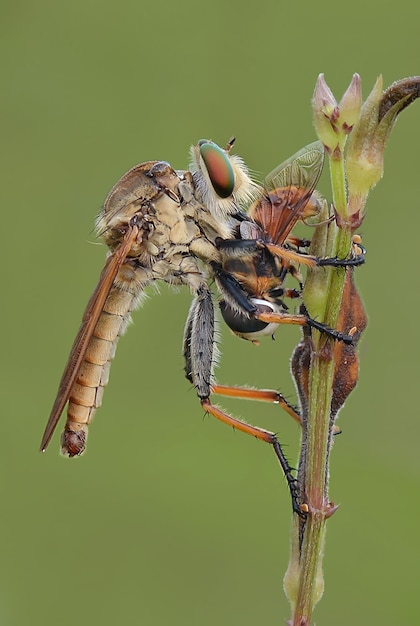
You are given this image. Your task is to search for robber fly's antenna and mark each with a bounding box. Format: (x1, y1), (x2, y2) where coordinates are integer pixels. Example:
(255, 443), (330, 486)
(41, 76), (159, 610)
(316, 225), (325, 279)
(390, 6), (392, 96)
(226, 137), (236, 152)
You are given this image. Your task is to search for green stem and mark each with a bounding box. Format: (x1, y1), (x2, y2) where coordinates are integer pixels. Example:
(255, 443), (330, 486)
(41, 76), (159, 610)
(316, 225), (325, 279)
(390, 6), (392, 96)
(330, 150), (347, 219)
(285, 146), (352, 626)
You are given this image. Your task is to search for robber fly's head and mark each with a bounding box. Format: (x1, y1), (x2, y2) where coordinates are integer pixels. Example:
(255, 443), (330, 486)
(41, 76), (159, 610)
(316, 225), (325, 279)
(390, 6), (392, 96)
(190, 139), (260, 221)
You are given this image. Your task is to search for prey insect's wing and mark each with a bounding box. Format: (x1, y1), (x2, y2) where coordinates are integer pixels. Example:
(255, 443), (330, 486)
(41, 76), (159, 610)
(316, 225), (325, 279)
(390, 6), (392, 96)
(40, 224), (140, 452)
(250, 141), (324, 245)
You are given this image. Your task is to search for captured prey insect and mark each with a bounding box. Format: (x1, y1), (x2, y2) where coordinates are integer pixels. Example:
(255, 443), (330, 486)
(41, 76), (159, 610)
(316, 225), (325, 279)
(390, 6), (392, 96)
(213, 141), (363, 343)
(40, 138), (363, 513)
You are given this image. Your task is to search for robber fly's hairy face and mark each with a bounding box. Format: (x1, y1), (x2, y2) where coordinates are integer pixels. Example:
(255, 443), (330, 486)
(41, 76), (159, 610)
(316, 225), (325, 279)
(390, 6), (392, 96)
(190, 139), (260, 221)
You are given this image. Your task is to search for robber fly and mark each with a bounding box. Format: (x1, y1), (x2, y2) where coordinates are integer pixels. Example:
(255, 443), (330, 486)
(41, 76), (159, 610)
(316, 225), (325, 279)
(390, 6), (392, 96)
(40, 139), (363, 514)
(40, 141), (261, 456)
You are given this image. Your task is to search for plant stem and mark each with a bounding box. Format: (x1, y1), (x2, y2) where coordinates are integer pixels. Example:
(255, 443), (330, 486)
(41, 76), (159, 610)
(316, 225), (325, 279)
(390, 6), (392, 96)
(284, 148), (352, 626)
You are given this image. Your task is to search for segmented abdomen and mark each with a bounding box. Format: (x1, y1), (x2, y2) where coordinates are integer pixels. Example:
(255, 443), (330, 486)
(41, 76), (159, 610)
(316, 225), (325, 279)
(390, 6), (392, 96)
(62, 265), (148, 456)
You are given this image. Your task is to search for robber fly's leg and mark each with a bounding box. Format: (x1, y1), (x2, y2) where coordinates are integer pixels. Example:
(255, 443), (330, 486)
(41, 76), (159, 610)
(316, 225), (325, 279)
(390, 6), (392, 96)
(211, 261), (355, 345)
(217, 237), (365, 270)
(211, 384), (301, 426)
(201, 399), (302, 515)
(256, 310), (356, 345)
(183, 285), (217, 399)
(317, 252), (366, 268)
(321, 235), (367, 267)
(263, 242), (365, 269)
(182, 284), (302, 514)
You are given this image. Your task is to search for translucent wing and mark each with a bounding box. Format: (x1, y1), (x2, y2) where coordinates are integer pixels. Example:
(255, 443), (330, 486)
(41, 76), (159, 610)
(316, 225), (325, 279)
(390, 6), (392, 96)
(40, 224), (140, 452)
(250, 141), (324, 245)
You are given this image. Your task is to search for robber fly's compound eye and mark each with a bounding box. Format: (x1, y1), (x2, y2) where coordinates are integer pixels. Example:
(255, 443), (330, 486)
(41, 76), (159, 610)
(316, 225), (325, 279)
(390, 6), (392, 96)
(199, 140), (235, 199)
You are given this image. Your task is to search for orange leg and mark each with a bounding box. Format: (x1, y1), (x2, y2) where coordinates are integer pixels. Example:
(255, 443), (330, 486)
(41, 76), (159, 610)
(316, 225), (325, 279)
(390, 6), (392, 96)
(257, 311), (308, 326)
(264, 241), (365, 268)
(183, 285), (305, 514)
(256, 311), (354, 344)
(264, 242), (318, 266)
(200, 397), (302, 515)
(211, 383), (301, 425)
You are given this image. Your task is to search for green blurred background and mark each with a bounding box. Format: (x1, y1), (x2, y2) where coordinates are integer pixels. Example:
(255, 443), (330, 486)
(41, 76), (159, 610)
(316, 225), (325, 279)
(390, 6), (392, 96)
(2, 1), (419, 624)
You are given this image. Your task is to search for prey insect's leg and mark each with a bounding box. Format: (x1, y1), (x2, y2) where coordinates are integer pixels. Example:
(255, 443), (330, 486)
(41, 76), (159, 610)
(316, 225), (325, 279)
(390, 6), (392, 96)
(183, 284), (301, 513)
(211, 384), (301, 425)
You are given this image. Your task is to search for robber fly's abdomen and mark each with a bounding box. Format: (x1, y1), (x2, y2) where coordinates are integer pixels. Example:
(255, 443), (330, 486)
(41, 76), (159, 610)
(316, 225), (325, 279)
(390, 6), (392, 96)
(62, 265), (147, 456)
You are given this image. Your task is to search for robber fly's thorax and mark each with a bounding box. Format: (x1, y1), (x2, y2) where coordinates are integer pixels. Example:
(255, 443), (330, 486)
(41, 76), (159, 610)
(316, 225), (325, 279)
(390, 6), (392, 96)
(95, 161), (223, 274)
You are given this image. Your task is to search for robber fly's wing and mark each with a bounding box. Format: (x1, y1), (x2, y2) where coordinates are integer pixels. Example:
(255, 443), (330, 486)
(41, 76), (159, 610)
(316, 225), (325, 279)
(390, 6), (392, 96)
(40, 224), (140, 452)
(266, 141), (324, 191)
(251, 141), (324, 245)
